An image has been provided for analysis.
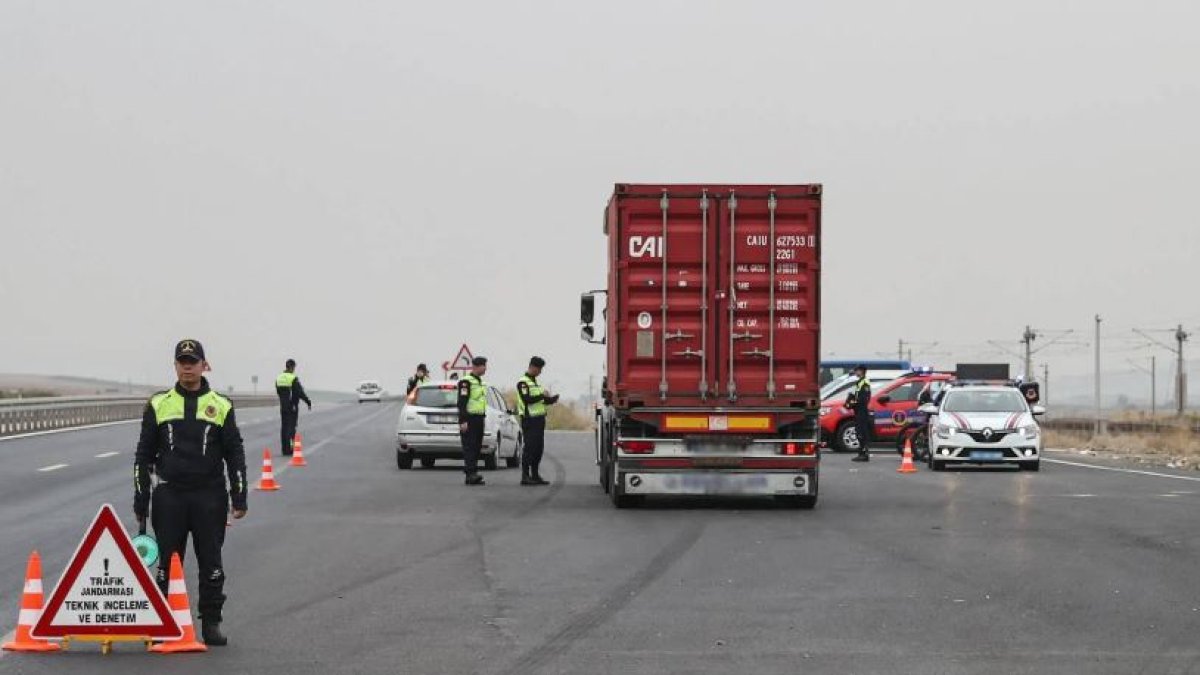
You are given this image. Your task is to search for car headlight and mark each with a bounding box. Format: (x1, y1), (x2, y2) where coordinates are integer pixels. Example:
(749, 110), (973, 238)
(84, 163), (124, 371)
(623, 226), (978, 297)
(819, 407), (831, 417)
(935, 424), (957, 439)
(1020, 424), (1040, 440)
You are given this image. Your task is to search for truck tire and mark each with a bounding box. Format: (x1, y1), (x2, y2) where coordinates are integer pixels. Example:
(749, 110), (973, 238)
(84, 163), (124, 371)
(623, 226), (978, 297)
(396, 450), (414, 470)
(834, 421), (860, 453)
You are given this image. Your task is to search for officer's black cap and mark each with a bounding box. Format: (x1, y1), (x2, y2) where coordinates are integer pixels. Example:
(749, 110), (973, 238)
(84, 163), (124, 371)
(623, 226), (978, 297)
(417, 363), (428, 372)
(175, 339), (205, 362)
(472, 356), (488, 367)
(530, 356), (546, 368)
(854, 364), (868, 373)
(286, 358), (296, 368)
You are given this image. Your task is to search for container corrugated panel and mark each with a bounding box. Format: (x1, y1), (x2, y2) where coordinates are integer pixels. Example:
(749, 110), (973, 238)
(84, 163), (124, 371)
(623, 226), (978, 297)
(605, 184), (821, 409)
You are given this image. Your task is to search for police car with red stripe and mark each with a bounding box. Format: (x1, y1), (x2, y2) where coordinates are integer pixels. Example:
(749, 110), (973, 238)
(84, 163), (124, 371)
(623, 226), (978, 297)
(920, 377), (1046, 472)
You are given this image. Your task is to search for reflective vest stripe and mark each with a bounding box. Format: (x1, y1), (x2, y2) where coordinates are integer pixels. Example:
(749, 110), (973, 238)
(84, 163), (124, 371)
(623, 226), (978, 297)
(465, 375), (488, 415)
(517, 375), (547, 418)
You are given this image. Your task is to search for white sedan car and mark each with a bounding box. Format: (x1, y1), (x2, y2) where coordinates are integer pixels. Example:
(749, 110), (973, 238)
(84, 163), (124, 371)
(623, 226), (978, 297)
(357, 380), (384, 403)
(921, 384), (1045, 471)
(396, 382), (522, 471)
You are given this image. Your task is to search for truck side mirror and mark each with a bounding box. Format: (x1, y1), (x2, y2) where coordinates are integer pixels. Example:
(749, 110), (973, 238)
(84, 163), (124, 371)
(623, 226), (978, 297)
(581, 294), (596, 324)
(918, 404), (938, 415)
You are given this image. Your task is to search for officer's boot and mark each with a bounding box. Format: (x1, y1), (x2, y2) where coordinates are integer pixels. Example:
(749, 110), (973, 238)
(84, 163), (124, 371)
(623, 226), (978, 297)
(851, 451), (869, 463)
(466, 473), (486, 486)
(201, 619), (228, 646)
(531, 466), (550, 486)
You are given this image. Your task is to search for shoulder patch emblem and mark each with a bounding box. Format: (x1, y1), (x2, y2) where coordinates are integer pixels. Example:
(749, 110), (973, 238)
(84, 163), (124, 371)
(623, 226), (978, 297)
(205, 404), (217, 418)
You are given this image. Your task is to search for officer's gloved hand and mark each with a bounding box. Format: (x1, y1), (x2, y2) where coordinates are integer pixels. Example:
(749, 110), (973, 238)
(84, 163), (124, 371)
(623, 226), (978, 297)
(306, 401), (312, 411)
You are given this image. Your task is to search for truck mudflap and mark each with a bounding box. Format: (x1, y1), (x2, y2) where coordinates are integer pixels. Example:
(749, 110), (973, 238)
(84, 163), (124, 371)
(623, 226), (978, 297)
(618, 468), (814, 496)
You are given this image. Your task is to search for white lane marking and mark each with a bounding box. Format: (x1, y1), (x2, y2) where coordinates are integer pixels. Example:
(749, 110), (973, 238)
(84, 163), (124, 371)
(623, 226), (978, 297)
(95, 451), (120, 458)
(37, 463), (69, 472)
(270, 404), (398, 480)
(1045, 458), (1200, 483)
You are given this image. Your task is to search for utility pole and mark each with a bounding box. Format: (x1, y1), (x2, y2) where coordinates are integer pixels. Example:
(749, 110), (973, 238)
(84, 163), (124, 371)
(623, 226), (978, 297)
(1094, 315), (1103, 435)
(1132, 325), (1190, 417)
(898, 339), (905, 361)
(1042, 363), (1049, 405)
(1175, 324), (1189, 416)
(1152, 355), (1157, 427)
(1022, 325), (1037, 380)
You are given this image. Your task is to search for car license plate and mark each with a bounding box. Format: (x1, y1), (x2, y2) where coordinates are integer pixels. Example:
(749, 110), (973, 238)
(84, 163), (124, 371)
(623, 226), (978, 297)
(971, 450), (1003, 461)
(428, 414), (457, 425)
(693, 456), (741, 468)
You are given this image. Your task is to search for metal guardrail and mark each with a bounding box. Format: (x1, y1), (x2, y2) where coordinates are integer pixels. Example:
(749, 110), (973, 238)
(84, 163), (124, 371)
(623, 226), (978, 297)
(1041, 417), (1200, 435)
(0, 395), (278, 438)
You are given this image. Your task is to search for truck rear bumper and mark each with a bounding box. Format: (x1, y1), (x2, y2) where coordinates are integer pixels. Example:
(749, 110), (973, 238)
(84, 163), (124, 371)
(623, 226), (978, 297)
(617, 469), (813, 496)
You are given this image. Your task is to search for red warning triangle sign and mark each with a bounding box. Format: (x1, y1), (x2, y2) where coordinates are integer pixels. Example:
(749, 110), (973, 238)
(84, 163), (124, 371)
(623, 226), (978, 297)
(32, 504), (182, 639)
(448, 343), (475, 371)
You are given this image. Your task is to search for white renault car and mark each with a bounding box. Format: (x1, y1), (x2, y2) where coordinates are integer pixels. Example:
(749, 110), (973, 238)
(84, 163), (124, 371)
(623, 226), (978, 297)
(921, 384), (1045, 471)
(396, 381), (522, 471)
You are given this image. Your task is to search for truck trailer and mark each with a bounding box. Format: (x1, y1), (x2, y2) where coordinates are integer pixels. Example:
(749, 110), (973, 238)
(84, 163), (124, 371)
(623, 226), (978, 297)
(581, 183), (823, 508)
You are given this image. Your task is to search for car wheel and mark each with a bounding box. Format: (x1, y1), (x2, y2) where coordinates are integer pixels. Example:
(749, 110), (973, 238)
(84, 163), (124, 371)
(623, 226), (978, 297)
(834, 421), (860, 453)
(396, 450), (414, 470)
(420, 458), (436, 469)
(484, 452), (498, 471)
(1020, 460), (1040, 472)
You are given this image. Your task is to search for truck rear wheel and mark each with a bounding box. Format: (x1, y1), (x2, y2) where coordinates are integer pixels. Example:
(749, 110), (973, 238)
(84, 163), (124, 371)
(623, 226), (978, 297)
(608, 462), (642, 508)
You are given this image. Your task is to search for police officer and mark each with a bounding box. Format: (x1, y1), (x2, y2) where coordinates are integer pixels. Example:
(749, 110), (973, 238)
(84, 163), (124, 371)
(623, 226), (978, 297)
(133, 339), (247, 646)
(406, 364), (430, 400)
(516, 356), (560, 486)
(276, 359), (311, 455)
(845, 364), (873, 462)
(457, 356), (489, 486)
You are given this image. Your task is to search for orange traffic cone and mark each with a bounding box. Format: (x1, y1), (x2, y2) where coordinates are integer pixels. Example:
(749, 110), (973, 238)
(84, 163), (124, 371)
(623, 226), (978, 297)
(149, 554), (206, 653)
(898, 438), (918, 474)
(256, 449), (281, 491)
(289, 434), (307, 467)
(2, 551), (60, 652)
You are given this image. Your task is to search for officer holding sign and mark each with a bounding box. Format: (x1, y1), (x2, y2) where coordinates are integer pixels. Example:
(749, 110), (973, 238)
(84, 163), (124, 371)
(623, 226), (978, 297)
(133, 339), (248, 646)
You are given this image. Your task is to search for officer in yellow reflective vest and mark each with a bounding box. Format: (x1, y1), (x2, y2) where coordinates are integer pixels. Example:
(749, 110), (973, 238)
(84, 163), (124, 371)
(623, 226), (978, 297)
(456, 356), (489, 486)
(133, 339), (247, 646)
(845, 365), (873, 463)
(276, 359), (311, 455)
(516, 356), (560, 485)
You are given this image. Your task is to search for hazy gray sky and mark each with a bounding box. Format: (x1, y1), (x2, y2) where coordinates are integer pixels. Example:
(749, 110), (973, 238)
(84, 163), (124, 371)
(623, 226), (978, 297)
(2, 1), (1198, 398)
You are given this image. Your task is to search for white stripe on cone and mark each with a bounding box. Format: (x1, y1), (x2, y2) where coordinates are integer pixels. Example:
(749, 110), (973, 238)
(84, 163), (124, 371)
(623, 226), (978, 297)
(18, 608), (42, 625)
(172, 609), (194, 627)
(23, 580), (42, 594)
(168, 580), (186, 595)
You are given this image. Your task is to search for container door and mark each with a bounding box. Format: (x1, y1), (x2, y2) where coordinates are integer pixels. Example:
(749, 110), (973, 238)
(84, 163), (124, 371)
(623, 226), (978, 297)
(612, 190), (717, 402)
(713, 189), (821, 402)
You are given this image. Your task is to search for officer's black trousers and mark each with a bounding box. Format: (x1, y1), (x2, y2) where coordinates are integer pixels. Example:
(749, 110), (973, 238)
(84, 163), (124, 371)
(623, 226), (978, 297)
(855, 413), (873, 454)
(280, 409), (298, 455)
(460, 415), (485, 475)
(521, 416), (546, 477)
(152, 485), (228, 622)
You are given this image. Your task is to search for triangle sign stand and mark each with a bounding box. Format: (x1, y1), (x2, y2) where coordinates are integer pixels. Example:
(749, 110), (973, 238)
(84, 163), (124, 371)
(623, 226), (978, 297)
(448, 343), (474, 371)
(32, 504), (181, 652)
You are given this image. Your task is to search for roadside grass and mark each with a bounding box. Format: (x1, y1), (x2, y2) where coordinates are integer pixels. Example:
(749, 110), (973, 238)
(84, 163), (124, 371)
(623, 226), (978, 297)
(1045, 427), (1200, 470)
(0, 388), (58, 399)
(500, 389), (594, 431)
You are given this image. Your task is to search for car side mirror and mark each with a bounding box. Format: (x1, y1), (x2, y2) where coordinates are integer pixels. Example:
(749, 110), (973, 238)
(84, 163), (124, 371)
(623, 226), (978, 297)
(581, 325), (595, 342)
(918, 404), (938, 415)
(876, 395), (891, 405)
(1031, 405), (1046, 416)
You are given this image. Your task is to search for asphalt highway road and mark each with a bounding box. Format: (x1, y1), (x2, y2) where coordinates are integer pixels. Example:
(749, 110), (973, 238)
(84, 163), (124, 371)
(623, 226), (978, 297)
(1, 402), (1198, 674)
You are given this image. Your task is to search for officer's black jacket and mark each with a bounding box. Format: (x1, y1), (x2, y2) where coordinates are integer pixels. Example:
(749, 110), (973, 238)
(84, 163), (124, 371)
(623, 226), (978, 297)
(134, 379), (248, 516)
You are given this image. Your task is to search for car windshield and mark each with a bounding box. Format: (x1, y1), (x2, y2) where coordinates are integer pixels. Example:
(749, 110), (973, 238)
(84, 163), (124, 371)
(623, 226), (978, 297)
(943, 389), (1027, 413)
(821, 374), (901, 401)
(414, 386), (457, 408)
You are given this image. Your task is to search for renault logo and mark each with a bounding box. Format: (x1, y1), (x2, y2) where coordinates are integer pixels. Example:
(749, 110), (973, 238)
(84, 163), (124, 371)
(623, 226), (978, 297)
(982, 428), (995, 440)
